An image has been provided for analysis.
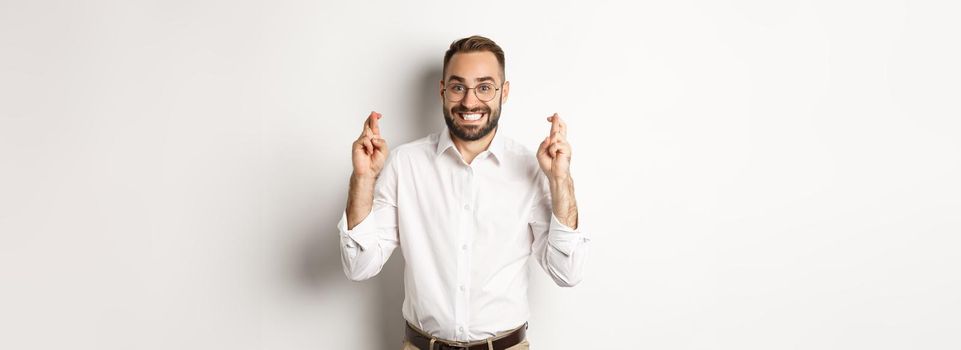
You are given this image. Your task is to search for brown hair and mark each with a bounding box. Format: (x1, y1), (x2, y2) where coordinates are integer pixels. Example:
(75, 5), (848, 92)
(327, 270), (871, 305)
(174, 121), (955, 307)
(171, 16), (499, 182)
(443, 35), (505, 81)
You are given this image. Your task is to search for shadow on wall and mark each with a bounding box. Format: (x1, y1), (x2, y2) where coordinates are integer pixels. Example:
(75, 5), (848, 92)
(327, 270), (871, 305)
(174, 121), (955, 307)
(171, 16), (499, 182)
(294, 61), (443, 350)
(375, 62), (444, 350)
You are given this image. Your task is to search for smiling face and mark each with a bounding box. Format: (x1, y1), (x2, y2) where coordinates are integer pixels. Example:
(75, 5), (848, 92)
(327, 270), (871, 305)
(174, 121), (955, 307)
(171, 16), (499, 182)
(441, 51), (510, 142)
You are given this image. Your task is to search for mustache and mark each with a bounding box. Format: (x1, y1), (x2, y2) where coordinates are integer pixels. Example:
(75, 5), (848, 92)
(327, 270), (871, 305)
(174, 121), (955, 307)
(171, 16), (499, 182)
(451, 106), (490, 114)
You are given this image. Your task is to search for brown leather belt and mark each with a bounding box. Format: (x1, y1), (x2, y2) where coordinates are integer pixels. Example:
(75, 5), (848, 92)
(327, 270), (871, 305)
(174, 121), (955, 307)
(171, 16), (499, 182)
(405, 322), (527, 350)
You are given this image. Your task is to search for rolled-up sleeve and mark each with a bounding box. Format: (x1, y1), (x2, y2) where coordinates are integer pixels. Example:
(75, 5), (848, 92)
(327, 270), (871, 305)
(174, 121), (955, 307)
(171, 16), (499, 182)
(336, 154), (400, 282)
(529, 174), (591, 287)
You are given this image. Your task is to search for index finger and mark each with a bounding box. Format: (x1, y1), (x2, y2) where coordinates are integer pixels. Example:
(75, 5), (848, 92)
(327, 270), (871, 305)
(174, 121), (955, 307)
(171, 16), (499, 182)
(361, 111), (381, 137)
(368, 111), (382, 136)
(549, 113), (560, 136)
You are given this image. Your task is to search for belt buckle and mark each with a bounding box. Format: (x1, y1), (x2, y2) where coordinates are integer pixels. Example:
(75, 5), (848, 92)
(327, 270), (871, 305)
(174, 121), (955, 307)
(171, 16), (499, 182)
(440, 342), (469, 350)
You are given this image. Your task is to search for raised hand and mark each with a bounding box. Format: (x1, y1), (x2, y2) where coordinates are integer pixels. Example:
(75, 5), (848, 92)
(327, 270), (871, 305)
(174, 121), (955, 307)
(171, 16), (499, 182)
(536, 113), (572, 179)
(352, 111), (389, 179)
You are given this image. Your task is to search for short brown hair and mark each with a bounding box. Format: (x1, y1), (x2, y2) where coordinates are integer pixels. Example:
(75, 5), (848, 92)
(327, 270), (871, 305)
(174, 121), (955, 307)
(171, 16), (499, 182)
(443, 35), (505, 81)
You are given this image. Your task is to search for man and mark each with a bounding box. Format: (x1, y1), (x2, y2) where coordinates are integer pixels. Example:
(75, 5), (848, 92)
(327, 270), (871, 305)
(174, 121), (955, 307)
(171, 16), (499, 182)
(337, 35), (591, 350)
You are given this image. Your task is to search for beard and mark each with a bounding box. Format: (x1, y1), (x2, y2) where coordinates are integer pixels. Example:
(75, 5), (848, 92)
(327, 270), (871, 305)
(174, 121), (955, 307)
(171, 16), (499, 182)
(442, 99), (502, 142)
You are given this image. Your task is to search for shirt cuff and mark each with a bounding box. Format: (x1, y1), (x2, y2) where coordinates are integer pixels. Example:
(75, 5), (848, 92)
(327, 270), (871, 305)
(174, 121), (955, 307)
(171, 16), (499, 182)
(548, 213), (591, 256)
(337, 211), (379, 251)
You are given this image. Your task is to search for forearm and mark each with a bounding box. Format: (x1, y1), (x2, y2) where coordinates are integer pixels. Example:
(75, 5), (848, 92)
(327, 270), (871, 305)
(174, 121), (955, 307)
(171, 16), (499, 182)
(346, 173), (376, 230)
(548, 175), (578, 229)
(534, 175), (589, 287)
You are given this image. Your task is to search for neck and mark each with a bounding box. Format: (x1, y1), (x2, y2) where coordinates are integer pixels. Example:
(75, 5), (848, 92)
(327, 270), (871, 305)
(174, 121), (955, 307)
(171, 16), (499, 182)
(451, 127), (497, 164)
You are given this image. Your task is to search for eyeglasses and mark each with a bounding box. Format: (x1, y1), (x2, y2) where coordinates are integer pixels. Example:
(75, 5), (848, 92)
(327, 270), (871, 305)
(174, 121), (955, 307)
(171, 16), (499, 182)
(443, 82), (502, 102)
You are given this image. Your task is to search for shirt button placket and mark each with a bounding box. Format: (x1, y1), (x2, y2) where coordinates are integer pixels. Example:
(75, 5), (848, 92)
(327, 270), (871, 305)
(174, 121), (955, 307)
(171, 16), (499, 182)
(455, 166), (474, 340)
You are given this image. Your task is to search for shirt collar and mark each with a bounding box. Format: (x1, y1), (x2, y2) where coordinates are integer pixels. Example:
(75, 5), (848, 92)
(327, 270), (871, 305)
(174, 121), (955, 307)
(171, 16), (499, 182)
(435, 124), (505, 165)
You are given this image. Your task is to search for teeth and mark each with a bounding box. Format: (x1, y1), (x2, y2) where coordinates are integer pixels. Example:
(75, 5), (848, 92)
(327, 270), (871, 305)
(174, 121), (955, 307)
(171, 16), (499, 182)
(461, 113), (483, 121)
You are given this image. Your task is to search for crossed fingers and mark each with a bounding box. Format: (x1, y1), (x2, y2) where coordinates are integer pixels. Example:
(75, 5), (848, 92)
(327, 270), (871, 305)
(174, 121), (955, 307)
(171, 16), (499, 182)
(546, 113), (569, 158)
(358, 111), (382, 155)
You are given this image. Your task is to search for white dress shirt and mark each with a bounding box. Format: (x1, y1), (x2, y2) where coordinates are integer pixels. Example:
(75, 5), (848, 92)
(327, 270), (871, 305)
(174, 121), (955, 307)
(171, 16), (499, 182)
(337, 125), (591, 342)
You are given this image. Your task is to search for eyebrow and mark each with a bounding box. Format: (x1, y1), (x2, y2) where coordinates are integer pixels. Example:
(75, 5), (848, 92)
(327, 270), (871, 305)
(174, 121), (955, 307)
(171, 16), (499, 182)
(448, 75), (497, 83)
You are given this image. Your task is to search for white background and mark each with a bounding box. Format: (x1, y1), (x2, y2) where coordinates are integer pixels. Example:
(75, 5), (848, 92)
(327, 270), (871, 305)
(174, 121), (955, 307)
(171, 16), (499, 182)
(1, 0), (959, 349)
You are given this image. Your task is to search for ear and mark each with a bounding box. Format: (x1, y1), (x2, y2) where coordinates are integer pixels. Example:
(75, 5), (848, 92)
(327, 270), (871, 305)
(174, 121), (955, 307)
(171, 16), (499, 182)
(439, 79), (446, 101)
(501, 80), (510, 104)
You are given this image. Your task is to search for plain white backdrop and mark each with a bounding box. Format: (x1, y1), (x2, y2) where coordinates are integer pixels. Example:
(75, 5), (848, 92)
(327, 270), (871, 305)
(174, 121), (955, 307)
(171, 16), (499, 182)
(1, 0), (959, 349)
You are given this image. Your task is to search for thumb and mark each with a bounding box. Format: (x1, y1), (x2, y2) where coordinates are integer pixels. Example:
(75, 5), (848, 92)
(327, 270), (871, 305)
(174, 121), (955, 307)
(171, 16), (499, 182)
(537, 136), (550, 156)
(371, 137), (388, 150)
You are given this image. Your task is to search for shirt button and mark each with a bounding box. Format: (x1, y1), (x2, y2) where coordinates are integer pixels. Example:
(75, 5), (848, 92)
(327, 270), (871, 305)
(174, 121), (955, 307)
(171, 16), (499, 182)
(458, 326), (464, 333)
(463, 204), (470, 210)
(459, 285), (466, 291)
(461, 244), (467, 250)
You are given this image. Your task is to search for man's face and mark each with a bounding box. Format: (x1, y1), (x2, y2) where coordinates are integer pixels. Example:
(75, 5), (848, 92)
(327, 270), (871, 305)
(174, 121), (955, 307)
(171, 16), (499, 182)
(441, 51), (510, 142)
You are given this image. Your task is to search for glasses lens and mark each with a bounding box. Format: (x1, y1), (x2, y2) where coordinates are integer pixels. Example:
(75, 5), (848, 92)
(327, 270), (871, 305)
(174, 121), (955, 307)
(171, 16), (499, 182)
(476, 83), (496, 101)
(446, 83), (466, 101)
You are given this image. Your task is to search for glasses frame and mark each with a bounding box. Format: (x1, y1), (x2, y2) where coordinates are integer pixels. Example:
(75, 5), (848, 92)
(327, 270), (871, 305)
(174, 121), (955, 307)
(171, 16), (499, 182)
(443, 81), (504, 103)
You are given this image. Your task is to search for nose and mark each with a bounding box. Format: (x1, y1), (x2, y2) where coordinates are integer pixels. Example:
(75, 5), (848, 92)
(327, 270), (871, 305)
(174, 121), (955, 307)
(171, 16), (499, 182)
(459, 88), (482, 108)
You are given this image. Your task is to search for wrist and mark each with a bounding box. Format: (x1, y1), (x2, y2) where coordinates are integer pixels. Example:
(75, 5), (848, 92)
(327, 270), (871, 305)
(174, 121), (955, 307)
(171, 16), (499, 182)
(548, 174), (572, 184)
(351, 171), (378, 183)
